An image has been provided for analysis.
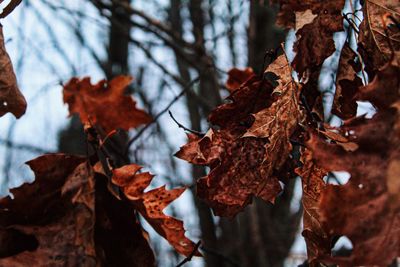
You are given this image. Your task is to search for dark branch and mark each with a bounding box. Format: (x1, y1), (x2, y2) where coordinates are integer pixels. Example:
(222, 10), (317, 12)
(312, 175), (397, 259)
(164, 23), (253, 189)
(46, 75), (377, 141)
(168, 111), (204, 137)
(175, 241), (202, 267)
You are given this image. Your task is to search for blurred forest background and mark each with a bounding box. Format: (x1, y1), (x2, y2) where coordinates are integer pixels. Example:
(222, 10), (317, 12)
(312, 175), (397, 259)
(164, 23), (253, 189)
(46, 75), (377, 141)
(0, 0), (366, 266)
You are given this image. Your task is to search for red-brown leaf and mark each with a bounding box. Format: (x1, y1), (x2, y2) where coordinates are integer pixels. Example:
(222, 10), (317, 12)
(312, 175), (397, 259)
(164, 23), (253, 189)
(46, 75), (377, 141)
(0, 154), (156, 266)
(290, 1), (345, 76)
(63, 76), (151, 133)
(0, 154), (97, 266)
(332, 43), (363, 119)
(225, 67), (255, 92)
(358, 0), (400, 76)
(295, 149), (332, 265)
(355, 52), (400, 110)
(0, 26), (27, 118)
(112, 164), (200, 257)
(176, 54), (303, 217)
(307, 56), (400, 265)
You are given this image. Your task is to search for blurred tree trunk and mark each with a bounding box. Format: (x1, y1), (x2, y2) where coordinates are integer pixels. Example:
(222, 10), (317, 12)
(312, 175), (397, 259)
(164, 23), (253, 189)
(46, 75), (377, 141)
(188, 0), (221, 115)
(168, 1), (222, 266)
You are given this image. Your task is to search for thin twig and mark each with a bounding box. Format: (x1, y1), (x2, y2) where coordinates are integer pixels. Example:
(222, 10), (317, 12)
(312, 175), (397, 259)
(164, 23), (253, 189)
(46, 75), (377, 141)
(343, 13), (360, 34)
(0, 0), (22, 18)
(175, 241), (202, 267)
(0, 138), (54, 154)
(124, 77), (201, 155)
(327, 172), (342, 185)
(168, 111), (204, 136)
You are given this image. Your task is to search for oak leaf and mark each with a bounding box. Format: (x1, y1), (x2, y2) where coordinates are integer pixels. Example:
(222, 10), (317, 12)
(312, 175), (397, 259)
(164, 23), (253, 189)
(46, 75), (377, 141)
(272, 1), (345, 76)
(308, 57), (400, 266)
(63, 76), (151, 133)
(332, 43), (363, 119)
(356, 51), (400, 110)
(111, 164), (200, 257)
(176, 54), (303, 217)
(94, 170), (156, 267)
(272, 0), (322, 30)
(295, 149), (332, 265)
(0, 154), (97, 266)
(358, 0), (400, 76)
(0, 26), (27, 118)
(291, 1), (345, 76)
(0, 154), (156, 266)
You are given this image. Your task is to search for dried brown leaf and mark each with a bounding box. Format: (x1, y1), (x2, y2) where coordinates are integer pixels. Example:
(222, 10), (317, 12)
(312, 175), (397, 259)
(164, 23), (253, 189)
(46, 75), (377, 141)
(0, 154), (156, 266)
(356, 51), (400, 109)
(358, 0), (400, 75)
(0, 154), (97, 266)
(176, 54), (303, 217)
(111, 164), (200, 257)
(292, 1), (345, 76)
(63, 76), (151, 133)
(332, 43), (363, 119)
(0, 26), (27, 118)
(272, 1), (345, 75)
(225, 67), (255, 92)
(273, 0), (321, 30)
(307, 56), (400, 265)
(295, 149), (331, 265)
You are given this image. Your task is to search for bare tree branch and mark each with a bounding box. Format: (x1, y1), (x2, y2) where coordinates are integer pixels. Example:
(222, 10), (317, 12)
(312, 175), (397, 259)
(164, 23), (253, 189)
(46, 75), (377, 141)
(124, 76), (200, 155)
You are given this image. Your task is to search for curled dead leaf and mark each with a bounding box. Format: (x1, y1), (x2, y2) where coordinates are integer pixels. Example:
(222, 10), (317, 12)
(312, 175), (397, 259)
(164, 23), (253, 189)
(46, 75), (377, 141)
(111, 164), (200, 257)
(0, 26), (27, 118)
(332, 43), (363, 119)
(273, 1), (345, 76)
(295, 149), (332, 264)
(177, 54), (304, 217)
(358, 0), (400, 76)
(0, 154), (97, 266)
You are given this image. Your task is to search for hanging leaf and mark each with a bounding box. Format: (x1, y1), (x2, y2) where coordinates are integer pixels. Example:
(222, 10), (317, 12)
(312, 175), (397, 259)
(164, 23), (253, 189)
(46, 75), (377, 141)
(63, 76), (151, 133)
(292, 1), (345, 76)
(332, 43), (363, 119)
(0, 154), (157, 266)
(0, 154), (96, 266)
(94, 170), (156, 267)
(358, 0), (400, 76)
(273, 0), (320, 30)
(111, 164), (200, 257)
(0, 26), (27, 118)
(355, 51), (400, 109)
(177, 54), (303, 217)
(308, 56), (400, 266)
(295, 149), (332, 265)
(272, 1), (345, 75)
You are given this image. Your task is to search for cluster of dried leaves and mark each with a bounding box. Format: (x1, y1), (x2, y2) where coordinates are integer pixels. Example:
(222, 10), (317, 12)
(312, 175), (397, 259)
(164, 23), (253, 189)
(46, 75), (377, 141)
(177, 0), (399, 265)
(0, 0), (399, 266)
(0, 74), (200, 266)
